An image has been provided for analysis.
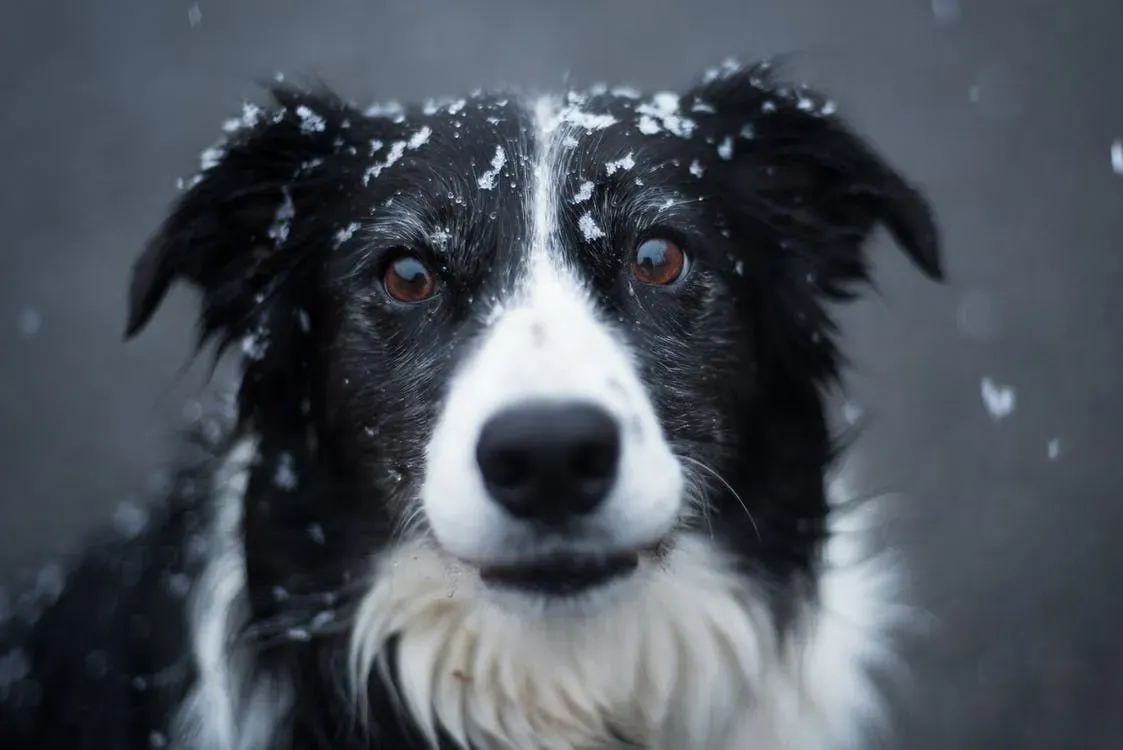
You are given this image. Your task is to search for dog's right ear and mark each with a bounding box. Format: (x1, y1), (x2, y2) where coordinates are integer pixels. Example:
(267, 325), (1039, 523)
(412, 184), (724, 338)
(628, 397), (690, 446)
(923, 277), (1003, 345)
(125, 84), (371, 352)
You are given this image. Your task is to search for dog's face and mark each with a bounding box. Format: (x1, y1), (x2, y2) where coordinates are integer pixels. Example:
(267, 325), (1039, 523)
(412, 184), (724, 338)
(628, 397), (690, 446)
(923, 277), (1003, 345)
(127, 62), (940, 623)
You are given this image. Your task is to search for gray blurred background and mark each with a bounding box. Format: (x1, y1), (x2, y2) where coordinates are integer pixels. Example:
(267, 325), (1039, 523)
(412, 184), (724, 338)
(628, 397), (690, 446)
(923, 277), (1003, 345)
(2, 0), (1121, 747)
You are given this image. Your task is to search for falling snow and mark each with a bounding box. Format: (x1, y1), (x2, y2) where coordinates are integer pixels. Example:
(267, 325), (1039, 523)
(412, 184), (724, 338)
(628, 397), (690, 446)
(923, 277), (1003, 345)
(572, 181), (595, 203)
(980, 376), (1016, 420)
(931, 0), (960, 22)
(689, 160), (705, 178)
(577, 212), (605, 242)
(274, 453), (297, 490)
(1111, 139), (1123, 175)
(0, 650), (31, 698)
(187, 3), (202, 27)
(842, 402), (864, 426)
(165, 573), (191, 598)
(1047, 438), (1061, 460)
(36, 564), (65, 603)
(310, 611), (335, 629)
(477, 146), (506, 190)
(112, 501), (150, 539)
(17, 308), (41, 338)
(717, 136), (734, 160)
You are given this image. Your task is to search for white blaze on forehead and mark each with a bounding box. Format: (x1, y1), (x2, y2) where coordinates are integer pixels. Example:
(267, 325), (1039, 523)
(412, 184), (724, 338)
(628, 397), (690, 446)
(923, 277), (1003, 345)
(415, 94), (683, 564)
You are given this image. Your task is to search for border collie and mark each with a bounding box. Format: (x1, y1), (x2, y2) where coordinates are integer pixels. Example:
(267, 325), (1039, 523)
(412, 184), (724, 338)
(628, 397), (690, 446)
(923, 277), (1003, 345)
(0, 58), (941, 749)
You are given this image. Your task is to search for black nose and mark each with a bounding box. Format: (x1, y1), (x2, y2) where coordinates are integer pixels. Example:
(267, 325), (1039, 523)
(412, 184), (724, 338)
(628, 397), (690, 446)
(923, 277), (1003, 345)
(475, 401), (621, 524)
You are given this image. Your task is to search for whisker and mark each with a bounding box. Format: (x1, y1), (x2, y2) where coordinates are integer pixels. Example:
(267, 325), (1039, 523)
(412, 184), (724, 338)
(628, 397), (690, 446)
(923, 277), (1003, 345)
(679, 455), (762, 542)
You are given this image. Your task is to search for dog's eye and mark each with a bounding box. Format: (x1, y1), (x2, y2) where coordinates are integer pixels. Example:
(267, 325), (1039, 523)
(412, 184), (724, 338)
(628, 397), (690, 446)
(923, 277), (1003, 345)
(632, 238), (687, 286)
(383, 254), (437, 303)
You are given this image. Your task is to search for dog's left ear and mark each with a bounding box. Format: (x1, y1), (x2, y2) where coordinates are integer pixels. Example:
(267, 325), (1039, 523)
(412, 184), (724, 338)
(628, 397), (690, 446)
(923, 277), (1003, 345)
(688, 62), (943, 294)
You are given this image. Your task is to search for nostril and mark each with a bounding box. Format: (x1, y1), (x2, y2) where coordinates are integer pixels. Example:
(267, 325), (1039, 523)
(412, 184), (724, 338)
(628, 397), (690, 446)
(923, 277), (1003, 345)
(481, 447), (533, 489)
(570, 437), (619, 481)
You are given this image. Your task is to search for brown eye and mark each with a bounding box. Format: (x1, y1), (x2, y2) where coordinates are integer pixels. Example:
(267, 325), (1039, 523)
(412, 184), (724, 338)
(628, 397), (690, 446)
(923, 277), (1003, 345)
(383, 254), (437, 303)
(632, 238), (687, 286)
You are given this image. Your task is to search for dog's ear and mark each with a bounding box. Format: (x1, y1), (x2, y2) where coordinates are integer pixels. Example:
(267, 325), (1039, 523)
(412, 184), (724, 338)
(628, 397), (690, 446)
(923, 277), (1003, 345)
(125, 84), (366, 350)
(687, 61), (942, 297)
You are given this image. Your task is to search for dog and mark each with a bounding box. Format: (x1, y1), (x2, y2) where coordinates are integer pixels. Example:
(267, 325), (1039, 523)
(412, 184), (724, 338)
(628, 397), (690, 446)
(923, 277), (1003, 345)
(0, 58), (941, 749)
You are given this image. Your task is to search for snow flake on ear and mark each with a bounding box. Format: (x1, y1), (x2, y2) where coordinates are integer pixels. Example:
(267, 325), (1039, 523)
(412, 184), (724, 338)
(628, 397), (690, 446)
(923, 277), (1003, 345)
(221, 102), (264, 134)
(635, 93), (696, 138)
(267, 187), (295, 246)
(605, 152), (635, 175)
(740, 124), (756, 140)
(572, 180), (595, 204)
(241, 322), (270, 361)
(369, 139), (384, 156)
(689, 160), (705, 178)
(477, 145), (507, 190)
(295, 105), (326, 134)
(199, 145), (226, 171)
(702, 58), (745, 84)
(364, 100), (406, 123)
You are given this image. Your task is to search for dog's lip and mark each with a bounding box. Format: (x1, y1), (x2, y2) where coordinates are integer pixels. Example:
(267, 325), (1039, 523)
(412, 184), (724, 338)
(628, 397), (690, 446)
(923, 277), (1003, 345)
(466, 540), (665, 596)
(477, 550), (640, 595)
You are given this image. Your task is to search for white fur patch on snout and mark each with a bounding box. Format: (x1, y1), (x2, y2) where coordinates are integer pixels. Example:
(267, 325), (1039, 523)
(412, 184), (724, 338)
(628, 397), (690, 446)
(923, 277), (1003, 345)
(419, 253), (683, 566)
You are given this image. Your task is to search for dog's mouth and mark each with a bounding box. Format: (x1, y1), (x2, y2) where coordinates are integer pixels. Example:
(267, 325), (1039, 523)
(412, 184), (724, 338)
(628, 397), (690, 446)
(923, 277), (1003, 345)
(478, 551), (641, 596)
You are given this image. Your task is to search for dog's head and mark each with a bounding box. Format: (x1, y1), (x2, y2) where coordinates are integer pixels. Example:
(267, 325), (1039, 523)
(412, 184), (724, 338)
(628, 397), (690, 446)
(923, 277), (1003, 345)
(128, 61), (940, 627)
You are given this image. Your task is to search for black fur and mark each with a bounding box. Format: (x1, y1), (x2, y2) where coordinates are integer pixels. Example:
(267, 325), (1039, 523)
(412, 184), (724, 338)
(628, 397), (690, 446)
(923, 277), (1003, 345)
(0, 60), (940, 749)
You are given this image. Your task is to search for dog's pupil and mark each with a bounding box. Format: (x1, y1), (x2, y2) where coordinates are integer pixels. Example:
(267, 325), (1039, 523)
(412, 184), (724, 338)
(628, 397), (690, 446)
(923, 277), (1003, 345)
(635, 238), (678, 283)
